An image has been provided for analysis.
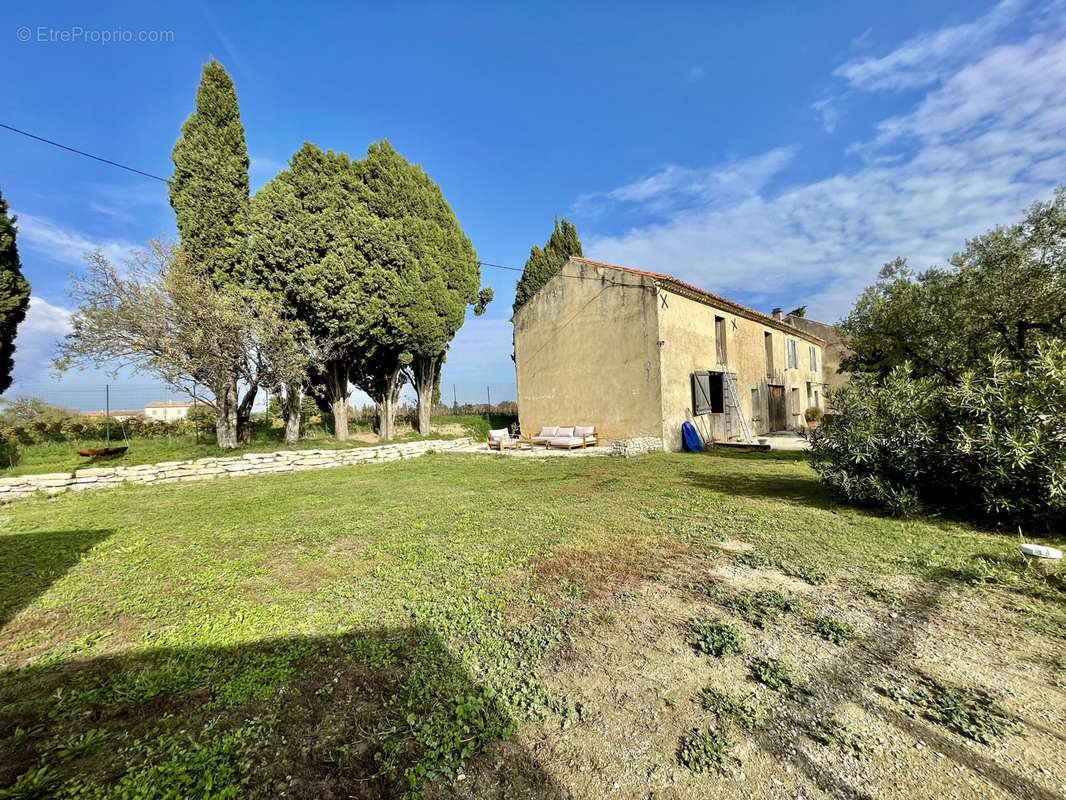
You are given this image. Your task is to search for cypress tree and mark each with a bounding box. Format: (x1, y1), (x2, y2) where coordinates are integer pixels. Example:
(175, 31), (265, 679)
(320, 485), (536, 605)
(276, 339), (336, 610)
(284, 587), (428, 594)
(169, 59), (252, 447)
(512, 217), (582, 314)
(169, 59), (250, 288)
(0, 187), (31, 395)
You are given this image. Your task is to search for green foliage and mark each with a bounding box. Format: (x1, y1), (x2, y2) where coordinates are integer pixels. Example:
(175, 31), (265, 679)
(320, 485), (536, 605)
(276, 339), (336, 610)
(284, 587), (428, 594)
(512, 217), (582, 314)
(809, 345), (1066, 526)
(696, 688), (765, 732)
(0, 188), (30, 396)
(720, 588), (803, 629)
(734, 549), (829, 585)
(748, 658), (806, 699)
(805, 717), (867, 755)
(676, 728), (735, 774)
(880, 675), (1020, 744)
(808, 614), (856, 646)
(169, 60), (250, 287)
(804, 406), (823, 423)
(687, 617), (744, 657)
(840, 188), (1066, 381)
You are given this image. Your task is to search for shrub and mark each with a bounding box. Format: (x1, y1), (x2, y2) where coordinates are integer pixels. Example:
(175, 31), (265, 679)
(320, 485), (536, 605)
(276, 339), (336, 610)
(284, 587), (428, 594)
(804, 406), (823, 423)
(676, 728), (735, 774)
(808, 343), (1066, 528)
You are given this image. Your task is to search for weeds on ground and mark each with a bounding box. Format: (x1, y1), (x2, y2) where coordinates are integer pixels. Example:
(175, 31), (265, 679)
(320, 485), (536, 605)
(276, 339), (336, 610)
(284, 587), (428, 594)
(808, 615), (857, 646)
(696, 688), (765, 732)
(676, 727), (736, 774)
(721, 589), (803, 629)
(735, 550), (830, 585)
(749, 657), (807, 700)
(806, 717), (868, 755)
(878, 675), (1020, 744)
(688, 579), (723, 599)
(687, 618), (744, 658)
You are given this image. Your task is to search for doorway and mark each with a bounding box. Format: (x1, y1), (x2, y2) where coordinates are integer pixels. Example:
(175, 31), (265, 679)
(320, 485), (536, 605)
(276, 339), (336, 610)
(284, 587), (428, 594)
(768, 385), (786, 431)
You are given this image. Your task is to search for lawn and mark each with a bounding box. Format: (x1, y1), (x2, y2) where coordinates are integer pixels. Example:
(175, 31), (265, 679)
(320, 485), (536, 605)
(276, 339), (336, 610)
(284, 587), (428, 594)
(1, 450), (1063, 799)
(0, 414), (509, 476)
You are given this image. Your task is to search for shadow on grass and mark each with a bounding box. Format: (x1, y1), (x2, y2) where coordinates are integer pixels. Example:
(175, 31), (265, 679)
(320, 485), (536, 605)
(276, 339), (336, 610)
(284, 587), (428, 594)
(681, 465), (836, 511)
(0, 625), (564, 799)
(0, 529), (113, 629)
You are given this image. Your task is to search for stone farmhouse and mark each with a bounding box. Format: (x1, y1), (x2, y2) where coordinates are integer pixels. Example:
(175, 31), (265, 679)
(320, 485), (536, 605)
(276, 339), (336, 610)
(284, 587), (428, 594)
(513, 257), (829, 451)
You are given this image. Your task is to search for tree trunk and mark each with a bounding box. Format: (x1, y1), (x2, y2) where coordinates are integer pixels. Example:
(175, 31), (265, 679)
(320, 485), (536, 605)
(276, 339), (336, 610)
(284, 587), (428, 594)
(410, 353), (439, 437)
(377, 365), (404, 440)
(236, 381), (258, 445)
(283, 381), (301, 445)
(214, 379), (239, 449)
(332, 395), (349, 440)
(311, 357), (350, 440)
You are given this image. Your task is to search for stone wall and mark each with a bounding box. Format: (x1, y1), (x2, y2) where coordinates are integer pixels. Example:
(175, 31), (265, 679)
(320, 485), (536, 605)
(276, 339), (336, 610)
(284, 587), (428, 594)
(0, 438), (473, 501)
(609, 437), (664, 458)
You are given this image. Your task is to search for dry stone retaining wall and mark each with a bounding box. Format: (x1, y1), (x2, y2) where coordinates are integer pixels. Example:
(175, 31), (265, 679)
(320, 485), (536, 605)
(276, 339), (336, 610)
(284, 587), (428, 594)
(609, 437), (664, 458)
(0, 437), (473, 501)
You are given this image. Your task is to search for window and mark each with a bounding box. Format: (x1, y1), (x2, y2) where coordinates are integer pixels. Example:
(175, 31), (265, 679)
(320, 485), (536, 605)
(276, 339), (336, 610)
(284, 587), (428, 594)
(787, 339), (799, 369)
(806, 381), (813, 407)
(715, 316), (727, 364)
(791, 387), (800, 414)
(809, 345), (817, 371)
(750, 388), (760, 420)
(814, 390), (820, 408)
(692, 371), (725, 415)
(764, 332), (774, 373)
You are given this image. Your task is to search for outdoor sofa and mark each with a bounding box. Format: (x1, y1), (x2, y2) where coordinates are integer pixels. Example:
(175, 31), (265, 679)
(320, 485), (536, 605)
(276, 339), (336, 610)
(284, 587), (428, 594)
(530, 425), (599, 449)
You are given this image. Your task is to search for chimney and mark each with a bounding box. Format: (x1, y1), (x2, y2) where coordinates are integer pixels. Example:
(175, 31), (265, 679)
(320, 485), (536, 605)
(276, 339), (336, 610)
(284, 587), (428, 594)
(771, 307), (783, 320)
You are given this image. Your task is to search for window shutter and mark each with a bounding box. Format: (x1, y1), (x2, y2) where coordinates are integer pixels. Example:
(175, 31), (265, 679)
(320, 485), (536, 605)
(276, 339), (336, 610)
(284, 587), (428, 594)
(692, 372), (712, 415)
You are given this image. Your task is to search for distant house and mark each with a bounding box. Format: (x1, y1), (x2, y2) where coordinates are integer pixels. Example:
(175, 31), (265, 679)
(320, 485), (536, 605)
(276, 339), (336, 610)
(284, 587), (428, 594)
(80, 409), (142, 422)
(512, 257), (829, 451)
(144, 400), (198, 421)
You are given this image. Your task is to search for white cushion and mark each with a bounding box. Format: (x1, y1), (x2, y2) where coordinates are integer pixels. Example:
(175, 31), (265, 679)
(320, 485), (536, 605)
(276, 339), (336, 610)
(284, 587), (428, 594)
(574, 425), (594, 437)
(549, 436), (583, 447)
(538, 426), (558, 437)
(556, 426), (575, 437)
(488, 428), (508, 440)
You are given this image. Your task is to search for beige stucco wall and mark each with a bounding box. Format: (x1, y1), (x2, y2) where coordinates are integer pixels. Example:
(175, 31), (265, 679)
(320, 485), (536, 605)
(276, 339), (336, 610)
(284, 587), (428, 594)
(656, 292), (826, 450)
(784, 314), (850, 408)
(513, 262), (662, 440)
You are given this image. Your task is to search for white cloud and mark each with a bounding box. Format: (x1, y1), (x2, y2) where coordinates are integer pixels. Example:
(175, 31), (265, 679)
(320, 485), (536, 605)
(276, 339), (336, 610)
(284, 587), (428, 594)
(811, 96), (841, 133)
(9, 296), (72, 382)
(833, 0), (1030, 90)
(16, 213), (140, 267)
(576, 3), (1066, 323)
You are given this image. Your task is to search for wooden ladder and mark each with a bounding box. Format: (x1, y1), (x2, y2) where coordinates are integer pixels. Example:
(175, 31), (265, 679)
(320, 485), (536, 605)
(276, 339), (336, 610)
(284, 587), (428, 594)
(723, 372), (754, 443)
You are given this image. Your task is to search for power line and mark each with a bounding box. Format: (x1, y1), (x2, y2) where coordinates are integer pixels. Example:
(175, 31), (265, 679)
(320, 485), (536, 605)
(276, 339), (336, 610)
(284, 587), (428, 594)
(1, 124), (649, 291)
(0, 122), (170, 183)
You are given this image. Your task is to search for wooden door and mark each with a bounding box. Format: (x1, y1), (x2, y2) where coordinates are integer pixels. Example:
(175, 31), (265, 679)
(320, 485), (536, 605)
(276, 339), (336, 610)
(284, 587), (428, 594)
(768, 386), (786, 431)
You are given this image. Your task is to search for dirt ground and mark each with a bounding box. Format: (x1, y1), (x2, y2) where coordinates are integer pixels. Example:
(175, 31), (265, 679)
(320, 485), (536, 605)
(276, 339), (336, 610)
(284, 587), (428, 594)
(438, 544), (1066, 800)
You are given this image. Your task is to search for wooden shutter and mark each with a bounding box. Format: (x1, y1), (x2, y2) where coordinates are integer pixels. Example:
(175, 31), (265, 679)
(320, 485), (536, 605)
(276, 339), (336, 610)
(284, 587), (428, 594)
(692, 372), (713, 415)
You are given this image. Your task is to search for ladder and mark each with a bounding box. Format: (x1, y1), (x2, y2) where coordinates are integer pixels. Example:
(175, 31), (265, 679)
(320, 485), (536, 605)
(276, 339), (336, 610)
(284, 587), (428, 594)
(723, 372), (754, 443)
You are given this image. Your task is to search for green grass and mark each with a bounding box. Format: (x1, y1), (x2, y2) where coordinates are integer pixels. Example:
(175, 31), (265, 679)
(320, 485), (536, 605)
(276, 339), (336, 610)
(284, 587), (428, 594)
(687, 617), (745, 658)
(0, 414), (503, 477)
(676, 727), (735, 774)
(0, 449), (1060, 797)
(696, 687), (765, 732)
(808, 614), (857, 646)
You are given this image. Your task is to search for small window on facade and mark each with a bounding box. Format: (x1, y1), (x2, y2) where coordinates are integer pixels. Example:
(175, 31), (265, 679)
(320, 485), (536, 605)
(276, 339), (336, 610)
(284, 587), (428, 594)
(806, 381), (813, 406)
(790, 340), (799, 369)
(715, 316), (727, 364)
(750, 387), (759, 419)
(809, 345), (817, 371)
(814, 390), (820, 408)
(692, 371), (725, 415)
(764, 332), (774, 374)
(791, 387), (799, 414)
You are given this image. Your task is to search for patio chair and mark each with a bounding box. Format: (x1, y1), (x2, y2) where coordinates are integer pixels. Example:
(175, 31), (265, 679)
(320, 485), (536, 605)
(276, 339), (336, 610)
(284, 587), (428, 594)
(529, 426), (558, 447)
(487, 428), (518, 451)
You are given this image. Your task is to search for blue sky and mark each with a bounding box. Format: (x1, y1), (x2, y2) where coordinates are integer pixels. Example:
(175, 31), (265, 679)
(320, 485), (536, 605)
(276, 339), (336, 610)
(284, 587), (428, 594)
(3, 0), (1064, 410)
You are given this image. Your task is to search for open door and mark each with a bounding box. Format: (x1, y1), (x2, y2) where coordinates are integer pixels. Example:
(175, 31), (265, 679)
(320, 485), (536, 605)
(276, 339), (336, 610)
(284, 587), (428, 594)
(768, 385), (786, 431)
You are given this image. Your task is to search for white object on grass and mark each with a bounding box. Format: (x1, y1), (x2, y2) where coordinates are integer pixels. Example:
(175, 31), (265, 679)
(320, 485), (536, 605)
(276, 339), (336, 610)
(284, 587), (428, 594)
(1019, 543), (1063, 560)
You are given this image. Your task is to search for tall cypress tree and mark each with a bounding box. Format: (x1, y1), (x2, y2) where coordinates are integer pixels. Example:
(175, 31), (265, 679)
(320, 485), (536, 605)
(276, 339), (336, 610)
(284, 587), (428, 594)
(0, 187), (31, 395)
(512, 218), (582, 314)
(169, 59), (252, 447)
(169, 59), (250, 288)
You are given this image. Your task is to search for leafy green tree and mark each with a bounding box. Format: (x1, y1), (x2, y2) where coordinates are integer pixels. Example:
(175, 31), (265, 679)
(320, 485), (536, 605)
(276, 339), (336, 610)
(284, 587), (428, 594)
(0, 188), (30, 395)
(249, 143), (379, 441)
(512, 218), (582, 314)
(357, 141), (491, 436)
(841, 189), (1066, 382)
(169, 59), (253, 447)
